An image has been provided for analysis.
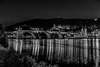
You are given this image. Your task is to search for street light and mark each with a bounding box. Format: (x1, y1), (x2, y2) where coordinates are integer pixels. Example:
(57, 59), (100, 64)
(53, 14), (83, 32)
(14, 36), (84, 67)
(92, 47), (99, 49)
(94, 18), (98, 21)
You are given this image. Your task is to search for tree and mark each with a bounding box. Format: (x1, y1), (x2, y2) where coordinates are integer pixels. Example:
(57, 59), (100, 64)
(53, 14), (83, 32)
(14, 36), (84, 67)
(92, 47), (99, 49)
(0, 24), (8, 48)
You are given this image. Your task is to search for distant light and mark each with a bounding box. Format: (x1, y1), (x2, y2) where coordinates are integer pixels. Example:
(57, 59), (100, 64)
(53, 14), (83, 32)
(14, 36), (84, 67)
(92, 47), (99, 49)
(57, 16), (60, 18)
(94, 18), (98, 21)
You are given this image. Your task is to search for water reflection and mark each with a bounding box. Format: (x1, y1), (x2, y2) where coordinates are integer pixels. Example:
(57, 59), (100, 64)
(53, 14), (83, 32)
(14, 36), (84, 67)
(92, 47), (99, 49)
(7, 38), (100, 64)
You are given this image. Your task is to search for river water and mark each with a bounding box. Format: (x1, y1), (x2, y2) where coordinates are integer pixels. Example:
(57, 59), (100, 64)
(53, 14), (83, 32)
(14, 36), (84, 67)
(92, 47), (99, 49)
(7, 38), (100, 64)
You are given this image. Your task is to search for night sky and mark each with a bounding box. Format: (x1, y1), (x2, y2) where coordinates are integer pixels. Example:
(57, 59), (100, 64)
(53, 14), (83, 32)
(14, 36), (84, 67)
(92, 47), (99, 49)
(0, 0), (100, 26)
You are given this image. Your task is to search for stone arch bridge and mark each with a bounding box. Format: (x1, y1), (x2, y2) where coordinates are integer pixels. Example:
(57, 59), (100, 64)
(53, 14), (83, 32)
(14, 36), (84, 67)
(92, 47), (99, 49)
(5, 30), (71, 39)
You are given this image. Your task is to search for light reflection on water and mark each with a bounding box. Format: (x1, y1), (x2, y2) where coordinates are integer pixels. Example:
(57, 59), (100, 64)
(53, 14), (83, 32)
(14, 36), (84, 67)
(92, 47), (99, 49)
(7, 38), (100, 64)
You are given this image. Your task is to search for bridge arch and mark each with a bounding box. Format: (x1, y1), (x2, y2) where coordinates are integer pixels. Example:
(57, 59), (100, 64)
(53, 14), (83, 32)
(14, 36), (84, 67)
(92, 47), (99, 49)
(56, 32), (63, 38)
(50, 32), (63, 39)
(38, 31), (51, 39)
(21, 31), (36, 39)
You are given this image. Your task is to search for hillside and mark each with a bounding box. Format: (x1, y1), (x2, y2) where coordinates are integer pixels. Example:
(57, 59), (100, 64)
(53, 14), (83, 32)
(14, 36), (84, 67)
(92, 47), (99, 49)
(5, 18), (100, 31)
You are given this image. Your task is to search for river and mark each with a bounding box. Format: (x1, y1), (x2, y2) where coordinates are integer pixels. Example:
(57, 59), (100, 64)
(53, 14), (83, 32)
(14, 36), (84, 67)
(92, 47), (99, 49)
(7, 38), (100, 64)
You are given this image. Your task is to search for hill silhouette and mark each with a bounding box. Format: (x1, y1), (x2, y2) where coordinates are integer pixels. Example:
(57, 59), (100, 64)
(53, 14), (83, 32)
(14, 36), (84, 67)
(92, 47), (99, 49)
(5, 18), (100, 31)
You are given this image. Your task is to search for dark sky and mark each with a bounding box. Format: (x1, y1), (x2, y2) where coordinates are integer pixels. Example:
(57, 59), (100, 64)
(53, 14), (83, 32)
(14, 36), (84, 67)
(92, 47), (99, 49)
(0, 0), (100, 26)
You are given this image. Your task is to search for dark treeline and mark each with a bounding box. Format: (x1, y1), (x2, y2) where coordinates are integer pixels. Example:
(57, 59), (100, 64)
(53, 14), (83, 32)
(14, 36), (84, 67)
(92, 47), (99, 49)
(0, 24), (8, 48)
(5, 18), (100, 31)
